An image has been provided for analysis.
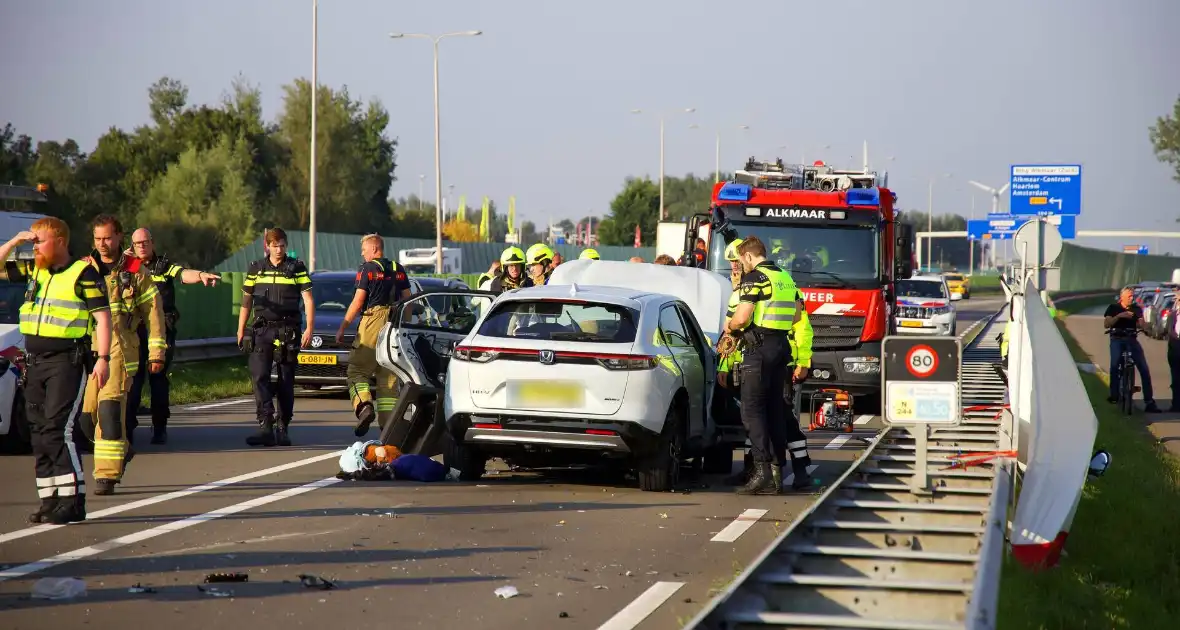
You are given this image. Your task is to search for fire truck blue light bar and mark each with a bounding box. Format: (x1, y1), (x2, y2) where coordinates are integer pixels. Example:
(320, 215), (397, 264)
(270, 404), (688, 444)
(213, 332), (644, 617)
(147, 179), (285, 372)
(717, 183), (752, 201)
(845, 188), (880, 206)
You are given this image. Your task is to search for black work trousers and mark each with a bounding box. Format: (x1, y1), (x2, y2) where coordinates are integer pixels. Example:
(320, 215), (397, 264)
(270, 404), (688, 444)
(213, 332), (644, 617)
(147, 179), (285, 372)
(738, 332), (790, 464)
(1168, 339), (1180, 410)
(777, 376), (812, 469)
(127, 323), (178, 434)
(24, 352), (88, 499)
(249, 324), (297, 424)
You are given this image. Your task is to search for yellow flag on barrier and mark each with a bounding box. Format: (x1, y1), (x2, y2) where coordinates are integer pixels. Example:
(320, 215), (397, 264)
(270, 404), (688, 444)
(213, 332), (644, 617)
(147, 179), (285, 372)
(479, 196), (490, 242)
(458, 195), (467, 223)
(508, 196), (516, 235)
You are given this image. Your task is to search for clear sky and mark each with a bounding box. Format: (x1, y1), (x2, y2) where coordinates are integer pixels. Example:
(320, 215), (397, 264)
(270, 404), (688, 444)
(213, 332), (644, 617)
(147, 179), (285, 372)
(3, 0), (1178, 254)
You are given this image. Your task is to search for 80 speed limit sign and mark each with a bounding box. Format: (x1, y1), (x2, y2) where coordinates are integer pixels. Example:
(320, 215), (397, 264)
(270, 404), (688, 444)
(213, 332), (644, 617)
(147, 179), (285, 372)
(905, 345), (939, 378)
(882, 335), (961, 426)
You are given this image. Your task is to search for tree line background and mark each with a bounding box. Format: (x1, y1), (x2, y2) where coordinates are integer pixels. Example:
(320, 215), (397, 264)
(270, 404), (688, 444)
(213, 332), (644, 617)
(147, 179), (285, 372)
(4, 75), (1177, 271)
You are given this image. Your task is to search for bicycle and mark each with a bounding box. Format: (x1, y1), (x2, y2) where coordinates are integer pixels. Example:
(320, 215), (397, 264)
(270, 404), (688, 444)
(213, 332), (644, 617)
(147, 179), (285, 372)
(1106, 328), (1140, 415)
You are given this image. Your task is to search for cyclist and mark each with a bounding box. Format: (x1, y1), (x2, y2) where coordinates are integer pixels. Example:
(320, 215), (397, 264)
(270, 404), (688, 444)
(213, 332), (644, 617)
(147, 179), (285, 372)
(1104, 287), (1161, 412)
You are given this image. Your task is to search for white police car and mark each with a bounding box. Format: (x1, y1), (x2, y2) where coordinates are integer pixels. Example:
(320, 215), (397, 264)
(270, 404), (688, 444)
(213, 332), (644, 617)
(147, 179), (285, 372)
(894, 275), (958, 336)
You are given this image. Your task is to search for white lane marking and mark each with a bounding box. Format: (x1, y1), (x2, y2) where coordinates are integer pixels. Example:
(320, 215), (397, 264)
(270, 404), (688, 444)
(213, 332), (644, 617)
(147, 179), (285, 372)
(825, 434), (852, 449)
(185, 399), (252, 411)
(783, 464), (819, 487)
(0, 451), (342, 546)
(854, 414), (874, 425)
(596, 581), (685, 630)
(0, 477), (340, 582)
(710, 508), (768, 543)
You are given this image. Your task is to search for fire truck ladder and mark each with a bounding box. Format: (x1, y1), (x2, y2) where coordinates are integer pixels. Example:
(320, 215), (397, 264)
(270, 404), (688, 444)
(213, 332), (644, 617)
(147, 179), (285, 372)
(688, 312), (1011, 630)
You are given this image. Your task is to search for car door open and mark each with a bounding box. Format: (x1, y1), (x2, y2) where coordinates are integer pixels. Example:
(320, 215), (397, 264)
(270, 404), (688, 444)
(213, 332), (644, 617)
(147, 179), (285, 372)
(375, 290), (495, 454)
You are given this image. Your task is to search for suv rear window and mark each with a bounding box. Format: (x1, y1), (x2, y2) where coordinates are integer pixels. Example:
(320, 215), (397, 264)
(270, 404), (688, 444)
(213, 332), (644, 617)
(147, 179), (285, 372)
(477, 300), (639, 343)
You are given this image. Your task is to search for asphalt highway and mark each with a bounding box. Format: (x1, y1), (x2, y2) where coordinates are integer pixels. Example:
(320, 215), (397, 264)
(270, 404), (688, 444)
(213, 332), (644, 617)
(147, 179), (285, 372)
(0, 297), (1004, 630)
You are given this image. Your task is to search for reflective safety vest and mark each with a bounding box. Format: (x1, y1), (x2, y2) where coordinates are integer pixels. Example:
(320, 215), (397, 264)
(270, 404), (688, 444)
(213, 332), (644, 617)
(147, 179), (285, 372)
(719, 288), (814, 372)
(750, 266), (798, 332)
(18, 259), (92, 339)
(1001, 321), (1014, 358)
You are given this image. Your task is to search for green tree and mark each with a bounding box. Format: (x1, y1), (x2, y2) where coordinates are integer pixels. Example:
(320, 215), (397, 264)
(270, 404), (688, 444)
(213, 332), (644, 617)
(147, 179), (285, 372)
(662, 172), (723, 221)
(273, 79), (397, 234)
(1150, 95), (1180, 184)
(138, 137), (257, 269)
(388, 195), (438, 240)
(598, 177), (659, 246)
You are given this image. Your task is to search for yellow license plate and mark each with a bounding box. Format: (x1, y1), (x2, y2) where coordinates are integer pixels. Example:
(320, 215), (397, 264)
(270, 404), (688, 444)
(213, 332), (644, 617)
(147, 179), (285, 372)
(511, 381), (584, 408)
(900, 320), (925, 328)
(298, 353), (338, 365)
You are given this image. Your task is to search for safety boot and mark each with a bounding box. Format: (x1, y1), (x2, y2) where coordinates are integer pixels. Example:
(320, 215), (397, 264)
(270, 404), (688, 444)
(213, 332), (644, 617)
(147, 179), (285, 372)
(772, 465), (783, 491)
(785, 460), (814, 492)
(353, 402), (376, 437)
(93, 479), (117, 496)
(28, 498), (57, 523)
(246, 417), (277, 447)
(275, 416), (292, 447)
(735, 462), (778, 495)
(44, 494), (86, 524)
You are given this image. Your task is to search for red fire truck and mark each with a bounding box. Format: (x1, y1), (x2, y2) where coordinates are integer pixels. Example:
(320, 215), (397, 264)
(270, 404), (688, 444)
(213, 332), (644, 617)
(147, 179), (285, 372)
(686, 158), (915, 419)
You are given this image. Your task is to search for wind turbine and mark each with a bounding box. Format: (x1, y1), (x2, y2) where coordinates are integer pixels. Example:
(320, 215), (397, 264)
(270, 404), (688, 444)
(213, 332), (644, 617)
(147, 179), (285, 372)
(968, 180), (1010, 215)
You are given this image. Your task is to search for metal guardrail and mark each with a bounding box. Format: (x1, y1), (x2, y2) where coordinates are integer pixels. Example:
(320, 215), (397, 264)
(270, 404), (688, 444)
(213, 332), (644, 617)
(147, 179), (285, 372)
(173, 337), (240, 364)
(688, 308), (1010, 630)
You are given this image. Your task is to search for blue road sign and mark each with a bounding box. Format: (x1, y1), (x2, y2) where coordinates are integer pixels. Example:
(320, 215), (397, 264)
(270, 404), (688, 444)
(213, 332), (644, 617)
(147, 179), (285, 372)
(1009, 164), (1082, 216)
(978, 214), (1076, 240)
(966, 219), (990, 240)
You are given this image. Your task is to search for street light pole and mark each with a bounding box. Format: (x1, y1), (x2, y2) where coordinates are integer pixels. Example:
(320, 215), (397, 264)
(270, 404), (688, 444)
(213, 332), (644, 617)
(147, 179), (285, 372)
(418, 174), (424, 211)
(309, 0), (318, 272)
(631, 107), (694, 222)
(390, 30), (482, 273)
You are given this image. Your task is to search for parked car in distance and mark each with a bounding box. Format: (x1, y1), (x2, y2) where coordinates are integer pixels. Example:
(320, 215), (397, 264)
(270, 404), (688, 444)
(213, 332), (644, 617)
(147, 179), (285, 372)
(942, 272), (970, 299)
(894, 275), (957, 336)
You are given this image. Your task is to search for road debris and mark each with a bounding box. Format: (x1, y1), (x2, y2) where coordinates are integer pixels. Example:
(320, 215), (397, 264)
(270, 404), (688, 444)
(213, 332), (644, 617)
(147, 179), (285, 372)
(30, 577), (86, 600)
(204, 572), (248, 583)
(128, 583), (157, 594)
(197, 585), (233, 597)
(298, 574), (337, 590)
(494, 585), (519, 599)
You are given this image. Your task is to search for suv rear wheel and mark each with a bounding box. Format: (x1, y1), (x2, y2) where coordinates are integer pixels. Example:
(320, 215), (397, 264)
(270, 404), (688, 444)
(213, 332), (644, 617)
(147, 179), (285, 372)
(443, 434), (487, 481)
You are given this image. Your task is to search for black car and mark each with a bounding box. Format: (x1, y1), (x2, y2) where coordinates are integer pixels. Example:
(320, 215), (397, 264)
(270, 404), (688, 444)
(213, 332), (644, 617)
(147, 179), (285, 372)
(279, 272), (469, 390)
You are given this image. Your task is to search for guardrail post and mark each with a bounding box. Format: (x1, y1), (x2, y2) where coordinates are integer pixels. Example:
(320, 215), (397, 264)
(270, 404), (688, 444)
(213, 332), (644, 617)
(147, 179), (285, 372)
(910, 425), (932, 495)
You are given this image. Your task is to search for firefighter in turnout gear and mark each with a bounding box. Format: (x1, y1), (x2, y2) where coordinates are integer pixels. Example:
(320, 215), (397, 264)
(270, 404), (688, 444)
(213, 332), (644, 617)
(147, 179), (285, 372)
(339, 234), (412, 436)
(79, 216), (167, 495)
(238, 228), (315, 447)
(126, 227), (221, 445)
(486, 246), (531, 293)
(717, 239), (814, 491)
(0, 217), (113, 523)
(525, 243), (555, 286)
(723, 236), (806, 495)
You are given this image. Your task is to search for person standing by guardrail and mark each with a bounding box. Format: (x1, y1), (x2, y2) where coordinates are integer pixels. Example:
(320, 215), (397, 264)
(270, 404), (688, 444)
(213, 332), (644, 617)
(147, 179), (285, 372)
(124, 228), (221, 446)
(1104, 287), (1161, 413)
(723, 236), (805, 495)
(0, 218), (112, 523)
(337, 234), (411, 437)
(237, 228), (315, 447)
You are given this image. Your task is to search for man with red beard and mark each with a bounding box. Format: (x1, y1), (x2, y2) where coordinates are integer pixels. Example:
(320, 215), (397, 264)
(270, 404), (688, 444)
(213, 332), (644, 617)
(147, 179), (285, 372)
(0, 217), (112, 523)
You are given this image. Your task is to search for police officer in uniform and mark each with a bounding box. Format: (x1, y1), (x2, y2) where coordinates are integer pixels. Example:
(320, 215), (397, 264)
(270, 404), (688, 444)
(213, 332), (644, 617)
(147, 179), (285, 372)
(338, 234), (411, 436)
(0, 218), (112, 523)
(717, 239), (813, 492)
(126, 227), (221, 445)
(237, 228), (315, 446)
(79, 216), (167, 495)
(723, 236), (805, 495)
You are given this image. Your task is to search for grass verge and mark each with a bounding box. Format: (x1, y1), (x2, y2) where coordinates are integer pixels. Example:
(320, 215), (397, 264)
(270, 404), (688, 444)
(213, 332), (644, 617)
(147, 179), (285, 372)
(136, 356), (254, 407)
(996, 320), (1180, 629)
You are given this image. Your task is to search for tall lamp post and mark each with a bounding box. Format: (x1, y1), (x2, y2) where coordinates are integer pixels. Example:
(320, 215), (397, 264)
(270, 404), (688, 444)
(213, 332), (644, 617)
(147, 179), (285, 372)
(690, 123), (750, 183)
(630, 107), (695, 220)
(390, 29), (482, 273)
(309, 0), (319, 271)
